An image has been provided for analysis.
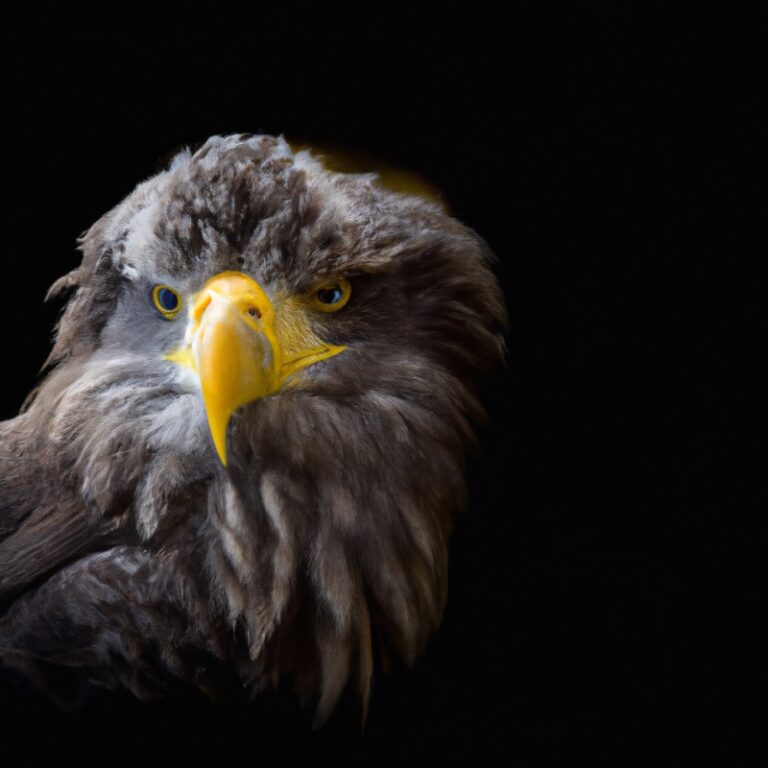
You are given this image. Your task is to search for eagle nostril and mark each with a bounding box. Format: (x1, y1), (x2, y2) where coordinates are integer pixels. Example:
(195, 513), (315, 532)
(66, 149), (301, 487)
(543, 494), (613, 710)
(193, 293), (212, 324)
(246, 306), (261, 319)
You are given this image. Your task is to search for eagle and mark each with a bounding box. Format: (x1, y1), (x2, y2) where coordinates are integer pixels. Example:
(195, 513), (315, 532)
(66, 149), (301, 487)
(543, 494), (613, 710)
(0, 134), (507, 724)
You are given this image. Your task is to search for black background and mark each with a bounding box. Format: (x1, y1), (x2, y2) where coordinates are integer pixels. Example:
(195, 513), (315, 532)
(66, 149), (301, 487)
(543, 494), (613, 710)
(0, 6), (762, 764)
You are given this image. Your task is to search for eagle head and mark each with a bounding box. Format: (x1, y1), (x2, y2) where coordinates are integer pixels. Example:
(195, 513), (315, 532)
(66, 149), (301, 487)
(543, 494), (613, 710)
(0, 134), (507, 723)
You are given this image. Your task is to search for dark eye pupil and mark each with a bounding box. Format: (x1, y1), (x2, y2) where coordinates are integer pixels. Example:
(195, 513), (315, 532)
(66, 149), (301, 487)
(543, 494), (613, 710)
(158, 288), (178, 311)
(317, 287), (343, 304)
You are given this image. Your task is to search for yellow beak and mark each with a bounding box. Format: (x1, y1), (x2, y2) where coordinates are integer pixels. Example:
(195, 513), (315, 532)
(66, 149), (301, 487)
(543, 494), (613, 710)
(165, 271), (346, 466)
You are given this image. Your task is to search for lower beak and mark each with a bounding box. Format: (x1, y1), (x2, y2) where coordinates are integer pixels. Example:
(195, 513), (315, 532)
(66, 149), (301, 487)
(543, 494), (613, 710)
(166, 271), (345, 466)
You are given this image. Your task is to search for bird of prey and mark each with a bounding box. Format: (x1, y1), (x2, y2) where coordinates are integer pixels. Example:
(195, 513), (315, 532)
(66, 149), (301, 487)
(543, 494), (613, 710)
(0, 134), (507, 723)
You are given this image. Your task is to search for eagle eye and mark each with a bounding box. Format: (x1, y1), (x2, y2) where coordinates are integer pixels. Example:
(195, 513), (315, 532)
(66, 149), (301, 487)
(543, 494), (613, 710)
(311, 277), (351, 313)
(152, 285), (182, 318)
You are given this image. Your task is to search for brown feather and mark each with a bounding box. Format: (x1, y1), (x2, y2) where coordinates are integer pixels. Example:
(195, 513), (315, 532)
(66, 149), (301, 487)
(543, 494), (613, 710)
(0, 134), (508, 722)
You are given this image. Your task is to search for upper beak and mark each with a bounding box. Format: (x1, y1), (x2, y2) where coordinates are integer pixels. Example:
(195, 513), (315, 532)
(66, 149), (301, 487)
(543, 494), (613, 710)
(165, 271), (345, 466)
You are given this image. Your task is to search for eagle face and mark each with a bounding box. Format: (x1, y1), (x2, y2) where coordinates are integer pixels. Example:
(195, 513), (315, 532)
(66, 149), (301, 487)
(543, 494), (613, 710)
(0, 134), (507, 722)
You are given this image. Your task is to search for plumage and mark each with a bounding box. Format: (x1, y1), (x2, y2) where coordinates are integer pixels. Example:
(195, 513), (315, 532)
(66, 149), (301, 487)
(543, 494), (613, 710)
(0, 134), (507, 722)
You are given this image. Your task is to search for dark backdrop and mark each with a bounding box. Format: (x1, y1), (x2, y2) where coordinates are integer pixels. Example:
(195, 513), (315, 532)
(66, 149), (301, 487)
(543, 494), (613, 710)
(0, 6), (760, 764)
